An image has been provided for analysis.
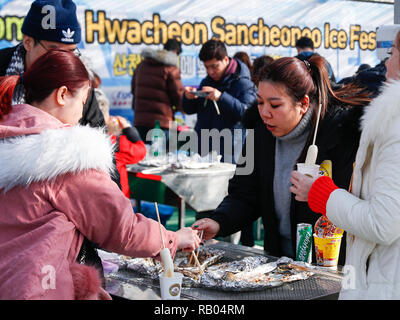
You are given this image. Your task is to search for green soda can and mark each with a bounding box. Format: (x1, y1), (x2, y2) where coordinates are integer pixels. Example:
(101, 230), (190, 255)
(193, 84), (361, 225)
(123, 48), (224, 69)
(296, 223), (312, 263)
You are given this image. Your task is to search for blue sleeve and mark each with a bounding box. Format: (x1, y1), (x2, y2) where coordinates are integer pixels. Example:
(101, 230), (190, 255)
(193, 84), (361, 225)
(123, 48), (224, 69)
(218, 79), (257, 122)
(181, 80), (206, 115)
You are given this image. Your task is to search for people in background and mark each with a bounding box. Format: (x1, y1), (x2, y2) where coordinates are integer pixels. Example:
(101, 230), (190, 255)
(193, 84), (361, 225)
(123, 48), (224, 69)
(96, 88), (146, 198)
(233, 51), (252, 74)
(251, 55), (274, 85)
(131, 38), (184, 144)
(182, 39), (257, 164)
(295, 36), (336, 83)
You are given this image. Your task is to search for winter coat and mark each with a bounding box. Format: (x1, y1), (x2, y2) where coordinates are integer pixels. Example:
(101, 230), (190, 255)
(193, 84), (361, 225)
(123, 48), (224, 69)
(111, 126), (147, 198)
(131, 48), (184, 129)
(0, 104), (178, 299)
(326, 79), (400, 300)
(338, 62), (386, 98)
(211, 101), (364, 264)
(182, 58), (257, 162)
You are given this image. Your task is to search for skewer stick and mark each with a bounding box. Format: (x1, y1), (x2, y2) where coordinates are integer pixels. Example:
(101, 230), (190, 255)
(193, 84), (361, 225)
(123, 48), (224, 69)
(213, 100), (220, 115)
(154, 202), (165, 249)
(312, 104), (322, 146)
(192, 251), (203, 275)
(188, 252), (194, 266)
(195, 230), (204, 261)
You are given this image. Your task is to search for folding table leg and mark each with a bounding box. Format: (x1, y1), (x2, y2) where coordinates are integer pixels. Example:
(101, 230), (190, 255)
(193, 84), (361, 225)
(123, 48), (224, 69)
(178, 198), (186, 229)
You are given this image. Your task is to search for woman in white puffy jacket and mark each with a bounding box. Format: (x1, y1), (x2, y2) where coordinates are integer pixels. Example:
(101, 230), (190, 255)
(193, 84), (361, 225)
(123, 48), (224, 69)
(290, 30), (400, 300)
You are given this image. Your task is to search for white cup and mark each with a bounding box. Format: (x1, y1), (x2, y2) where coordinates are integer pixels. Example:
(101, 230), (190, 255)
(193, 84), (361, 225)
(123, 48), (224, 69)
(159, 272), (183, 300)
(297, 163), (321, 179)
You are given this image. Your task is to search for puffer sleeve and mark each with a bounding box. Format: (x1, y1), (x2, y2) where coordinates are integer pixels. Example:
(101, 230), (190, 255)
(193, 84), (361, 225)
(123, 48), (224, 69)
(49, 169), (179, 258)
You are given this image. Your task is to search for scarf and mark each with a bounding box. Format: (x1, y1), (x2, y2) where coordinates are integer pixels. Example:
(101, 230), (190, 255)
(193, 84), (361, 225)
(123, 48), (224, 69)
(5, 43), (26, 105)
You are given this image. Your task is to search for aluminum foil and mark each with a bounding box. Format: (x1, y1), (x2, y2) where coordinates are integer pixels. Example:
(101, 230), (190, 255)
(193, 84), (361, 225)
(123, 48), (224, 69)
(113, 250), (314, 292)
(200, 256), (314, 291)
(125, 247), (225, 287)
(126, 258), (161, 280)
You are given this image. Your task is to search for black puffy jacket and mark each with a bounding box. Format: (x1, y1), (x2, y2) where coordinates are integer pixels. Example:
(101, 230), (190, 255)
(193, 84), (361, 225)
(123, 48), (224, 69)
(211, 101), (365, 264)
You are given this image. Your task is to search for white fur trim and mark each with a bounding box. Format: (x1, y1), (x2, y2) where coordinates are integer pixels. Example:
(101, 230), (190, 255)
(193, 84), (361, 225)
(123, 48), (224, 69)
(0, 125), (115, 191)
(360, 79), (400, 141)
(141, 48), (179, 67)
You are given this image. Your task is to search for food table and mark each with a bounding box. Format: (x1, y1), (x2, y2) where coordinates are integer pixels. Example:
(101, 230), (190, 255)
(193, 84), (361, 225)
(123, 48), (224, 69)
(127, 162), (236, 228)
(104, 241), (343, 300)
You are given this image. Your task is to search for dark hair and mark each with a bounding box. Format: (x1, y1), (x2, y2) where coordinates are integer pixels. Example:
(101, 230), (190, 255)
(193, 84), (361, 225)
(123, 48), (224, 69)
(295, 36), (314, 49)
(233, 51), (252, 72)
(0, 49), (90, 120)
(356, 63), (371, 74)
(199, 39), (227, 62)
(258, 56), (371, 122)
(164, 38), (182, 55)
(251, 55), (274, 84)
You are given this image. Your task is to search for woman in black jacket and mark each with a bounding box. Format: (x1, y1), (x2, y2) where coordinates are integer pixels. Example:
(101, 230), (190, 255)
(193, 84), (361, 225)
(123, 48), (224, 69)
(192, 56), (370, 264)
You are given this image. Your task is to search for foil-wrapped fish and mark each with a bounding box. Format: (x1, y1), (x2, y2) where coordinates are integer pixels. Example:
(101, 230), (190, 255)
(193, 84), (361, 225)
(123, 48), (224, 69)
(125, 246), (225, 286)
(201, 257), (314, 291)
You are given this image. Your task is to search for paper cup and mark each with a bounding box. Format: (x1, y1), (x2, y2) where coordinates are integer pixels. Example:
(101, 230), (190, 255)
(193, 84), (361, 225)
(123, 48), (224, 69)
(159, 272), (183, 300)
(313, 234), (343, 270)
(297, 163), (321, 179)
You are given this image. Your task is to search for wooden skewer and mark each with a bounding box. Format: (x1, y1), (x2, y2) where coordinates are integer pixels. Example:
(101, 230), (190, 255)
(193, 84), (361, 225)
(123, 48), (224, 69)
(154, 202), (165, 249)
(195, 230), (204, 261)
(312, 103), (322, 146)
(213, 100), (220, 115)
(192, 250), (203, 275)
(188, 252), (194, 266)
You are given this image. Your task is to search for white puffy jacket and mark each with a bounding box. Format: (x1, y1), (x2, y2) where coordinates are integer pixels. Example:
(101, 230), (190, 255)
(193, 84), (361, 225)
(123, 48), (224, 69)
(327, 79), (400, 299)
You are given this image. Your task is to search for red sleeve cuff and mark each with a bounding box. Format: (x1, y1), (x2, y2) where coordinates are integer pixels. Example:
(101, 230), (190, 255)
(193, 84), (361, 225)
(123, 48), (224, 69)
(308, 176), (339, 215)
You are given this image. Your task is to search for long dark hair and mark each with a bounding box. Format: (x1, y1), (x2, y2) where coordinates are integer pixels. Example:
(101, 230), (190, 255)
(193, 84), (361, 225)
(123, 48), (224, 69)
(258, 56), (371, 124)
(0, 49), (90, 120)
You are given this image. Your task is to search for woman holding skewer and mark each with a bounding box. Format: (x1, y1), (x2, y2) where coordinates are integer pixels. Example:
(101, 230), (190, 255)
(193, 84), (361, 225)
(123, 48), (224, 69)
(0, 50), (200, 300)
(193, 56), (371, 263)
(290, 31), (400, 300)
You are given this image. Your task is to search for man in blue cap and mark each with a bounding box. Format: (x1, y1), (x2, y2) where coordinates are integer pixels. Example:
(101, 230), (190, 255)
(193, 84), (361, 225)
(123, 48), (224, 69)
(0, 0), (105, 128)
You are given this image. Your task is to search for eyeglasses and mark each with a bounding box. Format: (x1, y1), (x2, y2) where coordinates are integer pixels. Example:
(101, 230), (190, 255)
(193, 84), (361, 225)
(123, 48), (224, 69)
(37, 40), (81, 57)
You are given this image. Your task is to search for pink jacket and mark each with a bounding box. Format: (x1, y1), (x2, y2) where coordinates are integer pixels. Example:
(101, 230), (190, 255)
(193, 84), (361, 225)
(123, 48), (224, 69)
(0, 104), (178, 300)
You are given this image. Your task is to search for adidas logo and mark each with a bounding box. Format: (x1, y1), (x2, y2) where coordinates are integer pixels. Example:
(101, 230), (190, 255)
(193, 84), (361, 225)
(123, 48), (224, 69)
(61, 28), (75, 43)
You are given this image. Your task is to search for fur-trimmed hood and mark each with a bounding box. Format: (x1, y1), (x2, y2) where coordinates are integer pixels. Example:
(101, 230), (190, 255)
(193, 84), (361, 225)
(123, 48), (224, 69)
(141, 48), (179, 67)
(360, 78), (400, 142)
(0, 104), (114, 192)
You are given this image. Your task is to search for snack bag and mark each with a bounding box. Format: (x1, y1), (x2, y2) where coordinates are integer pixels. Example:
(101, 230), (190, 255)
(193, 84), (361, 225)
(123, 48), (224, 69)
(314, 215), (344, 237)
(315, 160), (344, 237)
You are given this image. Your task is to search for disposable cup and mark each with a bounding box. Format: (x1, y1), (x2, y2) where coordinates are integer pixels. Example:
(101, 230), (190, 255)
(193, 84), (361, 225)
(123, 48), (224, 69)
(159, 272), (183, 300)
(297, 163), (321, 179)
(313, 234), (343, 270)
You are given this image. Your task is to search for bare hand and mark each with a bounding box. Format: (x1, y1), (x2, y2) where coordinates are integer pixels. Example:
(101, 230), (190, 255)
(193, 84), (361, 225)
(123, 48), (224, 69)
(191, 218), (220, 240)
(289, 170), (315, 202)
(115, 116), (130, 129)
(202, 86), (222, 101)
(175, 227), (201, 252)
(184, 86), (199, 100)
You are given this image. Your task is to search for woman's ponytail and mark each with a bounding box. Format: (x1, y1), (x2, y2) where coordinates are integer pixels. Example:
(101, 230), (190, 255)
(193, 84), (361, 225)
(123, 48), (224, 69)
(308, 54), (371, 109)
(307, 55), (330, 119)
(0, 75), (20, 120)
